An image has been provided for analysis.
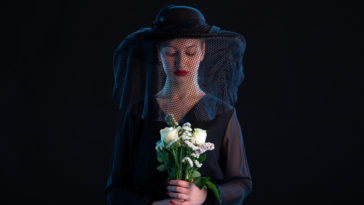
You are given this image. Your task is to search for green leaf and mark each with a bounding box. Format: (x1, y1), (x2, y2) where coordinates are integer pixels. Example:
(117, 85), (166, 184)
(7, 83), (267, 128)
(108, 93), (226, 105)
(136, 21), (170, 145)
(193, 176), (210, 189)
(156, 164), (166, 172)
(192, 170), (201, 178)
(168, 168), (176, 180)
(157, 152), (164, 163)
(198, 154), (206, 163)
(206, 180), (222, 204)
(157, 151), (169, 163)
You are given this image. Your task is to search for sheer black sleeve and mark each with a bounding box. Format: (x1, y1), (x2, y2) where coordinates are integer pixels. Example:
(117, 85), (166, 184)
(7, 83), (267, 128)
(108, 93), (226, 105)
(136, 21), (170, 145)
(203, 108), (253, 205)
(104, 107), (154, 205)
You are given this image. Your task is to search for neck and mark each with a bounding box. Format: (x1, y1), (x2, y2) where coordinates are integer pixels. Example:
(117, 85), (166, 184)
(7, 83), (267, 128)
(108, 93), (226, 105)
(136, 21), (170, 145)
(157, 78), (205, 100)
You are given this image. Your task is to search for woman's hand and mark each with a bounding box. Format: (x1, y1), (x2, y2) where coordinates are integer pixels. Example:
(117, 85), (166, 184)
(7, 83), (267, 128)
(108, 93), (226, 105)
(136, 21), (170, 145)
(166, 179), (208, 205)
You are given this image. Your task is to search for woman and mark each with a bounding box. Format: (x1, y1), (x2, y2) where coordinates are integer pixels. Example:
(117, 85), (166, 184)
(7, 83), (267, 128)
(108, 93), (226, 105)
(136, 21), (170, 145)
(105, 4), (252, 205)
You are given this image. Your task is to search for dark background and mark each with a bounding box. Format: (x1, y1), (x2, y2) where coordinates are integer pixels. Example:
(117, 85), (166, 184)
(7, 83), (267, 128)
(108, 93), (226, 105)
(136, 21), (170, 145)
(2, 0), (361, 204)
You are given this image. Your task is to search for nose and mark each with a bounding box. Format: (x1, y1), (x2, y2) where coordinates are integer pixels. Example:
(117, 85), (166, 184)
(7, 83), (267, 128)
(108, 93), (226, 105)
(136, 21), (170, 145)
(175, 53), (186, 70)
(174, 53), (181, 69)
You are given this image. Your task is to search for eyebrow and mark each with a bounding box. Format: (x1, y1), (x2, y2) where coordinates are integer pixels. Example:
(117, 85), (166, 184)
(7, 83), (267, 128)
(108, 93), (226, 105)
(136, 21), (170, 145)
(164, 45), (198, 49)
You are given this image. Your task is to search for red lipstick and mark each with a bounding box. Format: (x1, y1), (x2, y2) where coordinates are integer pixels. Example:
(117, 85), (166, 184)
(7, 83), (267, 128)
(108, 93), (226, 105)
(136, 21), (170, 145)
(174, 70), (188, 76)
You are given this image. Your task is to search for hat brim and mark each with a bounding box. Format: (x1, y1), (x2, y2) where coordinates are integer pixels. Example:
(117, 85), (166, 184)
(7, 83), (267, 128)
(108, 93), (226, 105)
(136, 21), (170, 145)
(144, 25), (242, 41)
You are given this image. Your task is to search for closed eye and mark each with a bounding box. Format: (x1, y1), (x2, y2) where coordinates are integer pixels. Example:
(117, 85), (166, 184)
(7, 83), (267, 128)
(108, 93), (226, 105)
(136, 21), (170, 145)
(166, 52), (178, 56)
(162, 47), (178, 56)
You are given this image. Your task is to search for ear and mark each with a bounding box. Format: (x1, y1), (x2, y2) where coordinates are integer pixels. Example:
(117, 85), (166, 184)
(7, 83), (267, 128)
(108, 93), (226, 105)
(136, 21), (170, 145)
(200, 41), (206, 62)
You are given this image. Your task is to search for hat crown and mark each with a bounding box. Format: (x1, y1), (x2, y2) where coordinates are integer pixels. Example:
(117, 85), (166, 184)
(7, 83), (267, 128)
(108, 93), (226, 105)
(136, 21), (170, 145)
(152, 5), (209, 30)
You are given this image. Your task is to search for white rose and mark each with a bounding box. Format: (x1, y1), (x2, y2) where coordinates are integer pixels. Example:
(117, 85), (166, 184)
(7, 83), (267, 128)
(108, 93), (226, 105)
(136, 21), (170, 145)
(191, 128), (207, 145)
(160, 126), (180, 144)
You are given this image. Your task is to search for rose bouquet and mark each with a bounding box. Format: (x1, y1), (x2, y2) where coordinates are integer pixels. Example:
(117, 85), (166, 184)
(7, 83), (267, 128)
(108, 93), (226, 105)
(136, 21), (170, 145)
(155, 114), (221, 203)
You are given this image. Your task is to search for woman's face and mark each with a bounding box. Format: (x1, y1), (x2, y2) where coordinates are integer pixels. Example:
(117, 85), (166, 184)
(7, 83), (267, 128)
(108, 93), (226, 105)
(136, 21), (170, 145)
(159, 38), (205, 84)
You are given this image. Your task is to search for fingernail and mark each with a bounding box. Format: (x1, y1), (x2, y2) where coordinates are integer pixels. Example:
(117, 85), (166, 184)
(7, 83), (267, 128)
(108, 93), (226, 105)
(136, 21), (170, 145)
(169, 200), (174, 204)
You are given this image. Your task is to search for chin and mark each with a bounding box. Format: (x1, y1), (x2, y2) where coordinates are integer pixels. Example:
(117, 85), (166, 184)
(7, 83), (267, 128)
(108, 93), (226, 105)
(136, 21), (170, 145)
(172, 76), (190, 84)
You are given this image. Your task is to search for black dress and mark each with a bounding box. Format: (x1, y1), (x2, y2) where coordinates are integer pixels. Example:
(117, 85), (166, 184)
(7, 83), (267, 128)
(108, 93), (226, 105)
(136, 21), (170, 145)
(105, 94), (252, 205)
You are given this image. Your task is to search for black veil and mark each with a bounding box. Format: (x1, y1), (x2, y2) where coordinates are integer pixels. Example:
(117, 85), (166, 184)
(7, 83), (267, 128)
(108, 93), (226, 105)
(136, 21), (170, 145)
(111, 5), (246, 121)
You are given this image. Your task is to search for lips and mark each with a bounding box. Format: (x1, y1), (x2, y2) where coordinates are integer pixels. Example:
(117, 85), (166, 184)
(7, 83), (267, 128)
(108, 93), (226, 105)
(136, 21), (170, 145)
(174, 70), (188, 76)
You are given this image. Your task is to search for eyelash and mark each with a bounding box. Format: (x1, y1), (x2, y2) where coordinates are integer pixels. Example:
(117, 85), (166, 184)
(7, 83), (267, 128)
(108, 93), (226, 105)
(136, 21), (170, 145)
(166, 51), (196, 56)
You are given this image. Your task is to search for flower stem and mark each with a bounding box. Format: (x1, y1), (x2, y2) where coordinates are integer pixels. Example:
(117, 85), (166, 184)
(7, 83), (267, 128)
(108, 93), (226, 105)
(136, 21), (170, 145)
(171, 148), (179, 179)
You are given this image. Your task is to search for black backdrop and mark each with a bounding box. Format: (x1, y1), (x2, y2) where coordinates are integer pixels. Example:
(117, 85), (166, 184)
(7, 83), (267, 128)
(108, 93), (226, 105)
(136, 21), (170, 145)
(2, 0), (361, 205)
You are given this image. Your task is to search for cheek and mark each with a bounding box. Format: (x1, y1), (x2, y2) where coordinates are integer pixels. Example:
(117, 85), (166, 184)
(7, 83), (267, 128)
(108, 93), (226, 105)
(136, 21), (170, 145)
(163, 58), (175, 70)
(160, 55), (173, 67)
(187, 57), (201, 71)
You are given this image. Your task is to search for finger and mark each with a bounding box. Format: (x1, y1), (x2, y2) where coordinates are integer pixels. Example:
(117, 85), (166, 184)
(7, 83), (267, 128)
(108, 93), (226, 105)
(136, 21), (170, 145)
(169, 199), (188, 205)
(167, 185), (190, 194)
(171, 198), (184, 202)
(167, 192), (189, 200)
(168, 180), (190, 188)
(168, 198), (184, 205)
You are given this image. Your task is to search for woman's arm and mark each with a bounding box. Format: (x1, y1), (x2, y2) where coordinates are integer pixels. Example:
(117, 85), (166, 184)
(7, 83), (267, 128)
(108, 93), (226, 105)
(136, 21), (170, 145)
(104, 107), (154, 205)
(203, 108), (253, 205)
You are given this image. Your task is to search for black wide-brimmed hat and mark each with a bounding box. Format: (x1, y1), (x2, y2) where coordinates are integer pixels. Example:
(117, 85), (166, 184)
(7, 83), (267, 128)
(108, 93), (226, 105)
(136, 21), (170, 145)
(144, 4), (242, 40)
